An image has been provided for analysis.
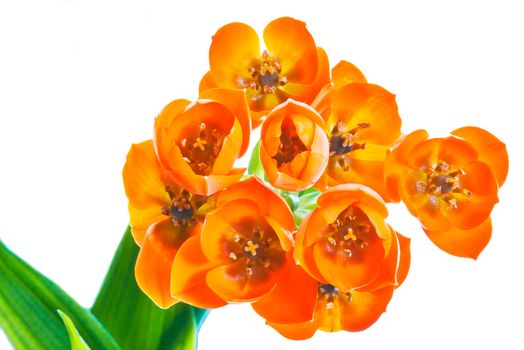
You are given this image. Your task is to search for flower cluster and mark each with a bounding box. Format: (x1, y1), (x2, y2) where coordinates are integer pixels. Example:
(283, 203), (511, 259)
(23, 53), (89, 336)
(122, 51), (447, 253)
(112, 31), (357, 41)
(122, 17), (508, 339)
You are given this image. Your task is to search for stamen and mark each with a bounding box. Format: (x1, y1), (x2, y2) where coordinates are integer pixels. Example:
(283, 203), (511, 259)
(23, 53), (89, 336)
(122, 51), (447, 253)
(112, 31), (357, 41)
(246, 267), (254, 276)
(244, 240), (260, 256)
(328, 236), (337, 246)
(233, 233), (241, 243)
(229, 252), (237, 261)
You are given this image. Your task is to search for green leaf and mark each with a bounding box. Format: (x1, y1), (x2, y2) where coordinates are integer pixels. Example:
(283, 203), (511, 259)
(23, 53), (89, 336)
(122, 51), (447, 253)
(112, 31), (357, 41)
(91, 227), (204, 350)
(247, 140), (265, 180)
(0, 241), (119, 350)
(57, 310), (90, 350)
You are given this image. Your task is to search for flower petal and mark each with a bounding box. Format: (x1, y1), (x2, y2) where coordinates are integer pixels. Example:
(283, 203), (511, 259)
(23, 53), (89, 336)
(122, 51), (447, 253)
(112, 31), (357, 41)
(135, 219), (184, 309)
(206, 260), (278, 302)
(451, 126), (509, 187)
(263, 17), (317, 83)
(332, 60), (367, 87)
(395, 232), (411, 287)
(333, 83), (401, 145)
(123, 140), (170, 209)
(424, 217), (492, 259)
(268, 320), (318, 340)
(215, 176), (295, 232)
(209, 22), (260, 88)
(128, 204), (166, 245)
(171, 234), (227, 309)
(252, 255), (318, 324)
(313, 238), (382, 291)
(339, 286), (394, 331)
(199, 71), (218, 93)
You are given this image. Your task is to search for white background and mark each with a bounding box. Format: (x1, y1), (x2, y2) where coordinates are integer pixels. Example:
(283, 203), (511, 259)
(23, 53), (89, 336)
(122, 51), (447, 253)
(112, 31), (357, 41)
(1, 1), (523, 349)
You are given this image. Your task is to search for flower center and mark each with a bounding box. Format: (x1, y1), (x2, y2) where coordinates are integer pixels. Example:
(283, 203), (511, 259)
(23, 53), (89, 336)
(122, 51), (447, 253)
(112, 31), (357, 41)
(179, 122), (224, 175)
(329, 121), (370, 171)
(324, 206), (375, 260)
(318, 283), (352, 309)
(273, 117), (307, 167)
(161, 187), (207, 227)
(238, 50), (288, 95)
(227, 224), (285, 276)
(416, 160), (472, 209)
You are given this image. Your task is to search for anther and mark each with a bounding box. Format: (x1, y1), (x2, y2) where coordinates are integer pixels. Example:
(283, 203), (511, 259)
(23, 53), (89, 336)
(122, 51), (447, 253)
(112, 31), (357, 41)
(328, 236), (337, 246)
(246, 267), (254, 276)
(326, 302), (335, 310)
(244, 240), (260, 256)
(344, 248), (353, 257)
(229, 252), (237, 261)
(233, 233), (241, 243)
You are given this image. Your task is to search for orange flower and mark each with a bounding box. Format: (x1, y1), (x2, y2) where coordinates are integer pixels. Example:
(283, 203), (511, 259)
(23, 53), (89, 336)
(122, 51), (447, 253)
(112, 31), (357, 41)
(294, 184), (405, 291)
(384, 127), (508, 258)
(312, 61), (402, 199)
(171, 177), (316, 314)
(154, 89), (251, 196)
(200, 17), (330, 127)
(260, 99), (329, 192)
(122, 140), (216, 308)
(268, 205), (410, 339)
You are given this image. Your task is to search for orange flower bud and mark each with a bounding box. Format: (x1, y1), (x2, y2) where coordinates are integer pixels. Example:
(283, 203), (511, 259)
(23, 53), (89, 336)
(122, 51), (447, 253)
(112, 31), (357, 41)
(154, 89), (251, 196)
(171, 177), (300, 309)
(122, 140), (215, 308)
(260, 99), (329, 192)
(385, 127), (508, 258)
(200, 17), (330, 127)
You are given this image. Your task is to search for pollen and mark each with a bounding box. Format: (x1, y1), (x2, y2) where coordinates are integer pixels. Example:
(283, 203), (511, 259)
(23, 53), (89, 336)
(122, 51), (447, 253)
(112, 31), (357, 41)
(244, 240), (260, 256)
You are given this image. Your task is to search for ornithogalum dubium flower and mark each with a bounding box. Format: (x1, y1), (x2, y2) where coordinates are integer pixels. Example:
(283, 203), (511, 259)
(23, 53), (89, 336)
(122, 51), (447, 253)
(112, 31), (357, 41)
(312, 61), (402, 200)
(260, 99), (329, 192)
(154, 89), (251, 196)
(385, 127), (508, 258)
(122, 140), (216, 308)
(199, 17), (330, 127)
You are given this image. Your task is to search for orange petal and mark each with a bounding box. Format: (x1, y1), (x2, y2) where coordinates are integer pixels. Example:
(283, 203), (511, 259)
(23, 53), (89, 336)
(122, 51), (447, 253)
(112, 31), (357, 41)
(202, 169), (245, 196)
(313, 238), (382, 291)
(135, 219), (184, 309)
(395, 232), (411, 287)
(318, 183), (388, 218)
(154, 99), (191, 164)
(447, 161), (498, 229)
(252, 255), (318, 324)
(215, 176), (295, 232)
(438, 136), (478, 169)
(123, 140), (170, 209)
(451, 126), (509, 187)
(211, 119), (243, 175)
(268, 320), (318, 340)
(333, 83), (401, 145)
(200, 88), (252, 156)
(424, 217), (492, 259)
(384, 130), (429, 202)
(339, 286), (394, 331)
(209, 22), (260, 88)
(171, 234), (227, 309)
(128, 204), (166, 245)
(198, 71), (218, 93)
(294, 213), (330, 284)
(406, 138), (442, 170)
(263, 17), (317, 83)
(283, 47), (331, 104)
(332, 60), (367, 87)
(206, 260), (278, 302)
